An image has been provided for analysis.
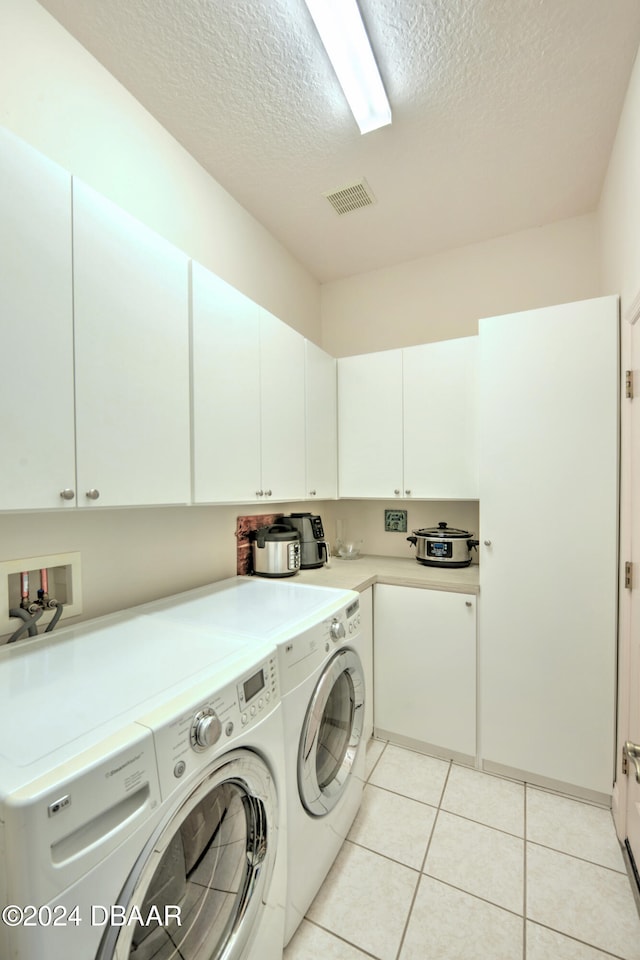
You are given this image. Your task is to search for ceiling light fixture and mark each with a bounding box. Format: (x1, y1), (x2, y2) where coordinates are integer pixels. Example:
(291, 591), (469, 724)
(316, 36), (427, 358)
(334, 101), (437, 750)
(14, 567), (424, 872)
(303, 0), (391, 135)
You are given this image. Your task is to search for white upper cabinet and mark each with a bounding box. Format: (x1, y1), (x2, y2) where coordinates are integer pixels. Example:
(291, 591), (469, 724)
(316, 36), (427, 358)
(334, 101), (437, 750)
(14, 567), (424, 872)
(403, 337), (478, 498)
(259, 308), (306, 501)
(191, 266), (306, 503)
(338, 350), (403, 498)
(478, 295), (619, 794)
(191, 264), (262, 503)
(305, 340), (337, 499)
(0, 128), (76, 510)
(73, 180), (191, 508)
(337, 339), (478, 499)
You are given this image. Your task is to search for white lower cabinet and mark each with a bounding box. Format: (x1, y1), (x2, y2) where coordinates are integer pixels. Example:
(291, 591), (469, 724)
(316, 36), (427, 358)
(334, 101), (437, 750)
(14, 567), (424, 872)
(359, 587), (374, 743)
(374, 583), (476, 757)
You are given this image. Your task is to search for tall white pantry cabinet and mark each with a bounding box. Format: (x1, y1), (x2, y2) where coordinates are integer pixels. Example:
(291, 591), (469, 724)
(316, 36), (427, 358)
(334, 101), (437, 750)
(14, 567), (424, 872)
(478, 296), (619, 795)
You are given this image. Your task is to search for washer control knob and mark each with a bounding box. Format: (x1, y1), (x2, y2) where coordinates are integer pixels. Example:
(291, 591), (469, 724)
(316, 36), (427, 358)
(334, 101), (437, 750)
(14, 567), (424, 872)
(330, 618), (346, 642)
(191, 709), (222, 750)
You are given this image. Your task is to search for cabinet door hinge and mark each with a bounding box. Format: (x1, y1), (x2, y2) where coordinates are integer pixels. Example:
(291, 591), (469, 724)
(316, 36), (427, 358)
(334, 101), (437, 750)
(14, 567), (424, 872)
(625, 561), (633, 590)
(626, 370), (634, 400)
(623, 745), (629, 776)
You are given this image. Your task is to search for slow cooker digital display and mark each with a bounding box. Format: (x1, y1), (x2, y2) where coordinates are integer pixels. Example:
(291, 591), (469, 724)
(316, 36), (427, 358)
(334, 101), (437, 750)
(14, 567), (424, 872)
(427, 542), (453, 559)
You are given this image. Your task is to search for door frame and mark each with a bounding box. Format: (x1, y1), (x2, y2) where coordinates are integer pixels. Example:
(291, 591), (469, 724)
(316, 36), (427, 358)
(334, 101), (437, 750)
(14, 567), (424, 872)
(614, 290), (640, 843)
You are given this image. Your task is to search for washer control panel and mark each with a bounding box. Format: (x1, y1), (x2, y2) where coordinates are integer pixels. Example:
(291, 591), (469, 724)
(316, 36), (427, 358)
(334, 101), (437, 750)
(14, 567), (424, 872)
(237, 654), (278, 727)
(190, 707), (222, 751)
(137, 654), (279, 800)
(345, 597), (361, 637)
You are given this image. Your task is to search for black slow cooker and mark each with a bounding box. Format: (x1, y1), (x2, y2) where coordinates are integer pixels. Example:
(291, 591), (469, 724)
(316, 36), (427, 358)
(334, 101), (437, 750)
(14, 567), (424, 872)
(407, 521), (479, 568)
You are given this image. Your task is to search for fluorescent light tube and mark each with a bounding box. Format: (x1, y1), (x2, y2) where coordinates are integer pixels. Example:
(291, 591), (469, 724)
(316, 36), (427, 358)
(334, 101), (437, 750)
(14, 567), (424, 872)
(303, 0), (392, 134)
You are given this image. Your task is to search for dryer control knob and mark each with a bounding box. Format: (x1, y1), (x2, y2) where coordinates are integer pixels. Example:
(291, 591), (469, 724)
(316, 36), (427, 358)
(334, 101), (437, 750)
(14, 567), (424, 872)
(330, 618), (346, 642)
(192, 710), (222, 750)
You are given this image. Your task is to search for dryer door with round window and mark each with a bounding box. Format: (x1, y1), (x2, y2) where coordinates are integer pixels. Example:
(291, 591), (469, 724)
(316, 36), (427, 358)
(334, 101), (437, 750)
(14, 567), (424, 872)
(97, 749), (276, 960)
(298, 648), (365, 817)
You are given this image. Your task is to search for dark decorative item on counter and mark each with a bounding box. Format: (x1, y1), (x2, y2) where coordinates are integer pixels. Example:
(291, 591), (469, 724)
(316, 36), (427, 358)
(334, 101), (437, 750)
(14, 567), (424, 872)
(407, 521), (479, 568)
(235, 513), (283, 574)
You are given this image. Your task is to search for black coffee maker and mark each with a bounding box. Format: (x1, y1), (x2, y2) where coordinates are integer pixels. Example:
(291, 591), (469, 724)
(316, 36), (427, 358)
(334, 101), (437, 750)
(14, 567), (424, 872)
(283, 513), (330, 569)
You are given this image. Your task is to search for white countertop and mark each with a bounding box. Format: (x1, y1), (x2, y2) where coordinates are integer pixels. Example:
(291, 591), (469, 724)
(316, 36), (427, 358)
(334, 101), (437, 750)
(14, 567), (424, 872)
(293, 555), (479, 595)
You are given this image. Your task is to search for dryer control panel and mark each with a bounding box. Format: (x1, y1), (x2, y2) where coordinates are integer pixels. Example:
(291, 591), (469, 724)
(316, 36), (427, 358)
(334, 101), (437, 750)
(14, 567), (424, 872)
(137, 654), (280, 800)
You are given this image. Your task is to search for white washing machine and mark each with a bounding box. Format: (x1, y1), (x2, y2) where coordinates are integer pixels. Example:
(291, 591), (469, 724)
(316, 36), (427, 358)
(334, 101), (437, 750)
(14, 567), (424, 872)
(138, 578), (366, 947)
(0, 604), (286, 960)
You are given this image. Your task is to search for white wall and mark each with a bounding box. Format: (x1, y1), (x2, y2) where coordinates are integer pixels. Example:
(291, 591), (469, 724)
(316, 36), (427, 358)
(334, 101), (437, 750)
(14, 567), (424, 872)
(320, 213), (600, 356)
(0, 0), (320, 340)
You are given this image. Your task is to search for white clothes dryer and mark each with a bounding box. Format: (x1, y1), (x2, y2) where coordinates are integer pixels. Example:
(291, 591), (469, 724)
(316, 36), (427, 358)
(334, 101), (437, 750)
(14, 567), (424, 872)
(0, 604), (286, 960)
(276, 591), (365, 944)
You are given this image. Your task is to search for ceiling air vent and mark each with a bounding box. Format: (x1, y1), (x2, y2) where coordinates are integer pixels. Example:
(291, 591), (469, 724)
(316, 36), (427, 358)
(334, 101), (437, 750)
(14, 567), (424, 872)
(323, 179), (376, 215)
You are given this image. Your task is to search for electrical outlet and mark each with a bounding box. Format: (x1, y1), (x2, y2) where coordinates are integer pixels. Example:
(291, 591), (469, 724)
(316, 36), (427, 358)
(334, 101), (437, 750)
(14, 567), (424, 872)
(1, 553), (82, 639)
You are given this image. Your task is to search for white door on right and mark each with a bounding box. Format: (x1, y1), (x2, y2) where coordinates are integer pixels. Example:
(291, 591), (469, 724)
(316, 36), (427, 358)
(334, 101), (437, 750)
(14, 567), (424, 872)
(624, 304), (640, 867)
(479, 296), (619, 795)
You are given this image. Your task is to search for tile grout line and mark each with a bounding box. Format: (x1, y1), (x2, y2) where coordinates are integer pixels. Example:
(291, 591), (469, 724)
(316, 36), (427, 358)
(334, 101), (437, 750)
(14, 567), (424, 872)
(300, 917), (382, 960)
(392, 759), (453, 960)
(364, 738), (388, 785)
(526, 919), (629, 960)
(525, 838), (628, 875)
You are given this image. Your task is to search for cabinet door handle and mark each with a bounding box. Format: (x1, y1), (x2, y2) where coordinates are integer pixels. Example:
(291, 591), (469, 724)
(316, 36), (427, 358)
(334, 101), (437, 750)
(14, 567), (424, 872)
(483, 540), (492, 546)
(85, 489), (100, 500)
(256, 490), (264, 497)
(309, 489), (316, 496)
(465, 600), (473, 607)
(265, 489), (272, 497)
(394, 489), (401, 495)
(59, 488), (75, 501)
(405, 489), (411, 496)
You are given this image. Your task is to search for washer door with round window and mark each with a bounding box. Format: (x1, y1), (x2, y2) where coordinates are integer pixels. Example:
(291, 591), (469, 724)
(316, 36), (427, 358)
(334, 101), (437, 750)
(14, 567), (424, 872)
(97, 750), (276, 960)
(298, 648), (365, 817)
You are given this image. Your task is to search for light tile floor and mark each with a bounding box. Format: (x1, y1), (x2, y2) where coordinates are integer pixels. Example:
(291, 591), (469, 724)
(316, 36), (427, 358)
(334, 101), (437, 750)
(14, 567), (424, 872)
(284, 739), (640, 960)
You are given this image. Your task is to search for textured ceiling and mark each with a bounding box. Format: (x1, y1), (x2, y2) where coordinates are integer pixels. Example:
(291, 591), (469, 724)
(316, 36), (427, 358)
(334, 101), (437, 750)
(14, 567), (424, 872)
(36, 0), (640, 282)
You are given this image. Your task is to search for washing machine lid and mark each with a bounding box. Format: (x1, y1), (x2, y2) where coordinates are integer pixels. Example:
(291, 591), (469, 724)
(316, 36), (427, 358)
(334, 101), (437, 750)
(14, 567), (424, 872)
(141, 576), (357, 642)
(0, 612), (266, 782)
